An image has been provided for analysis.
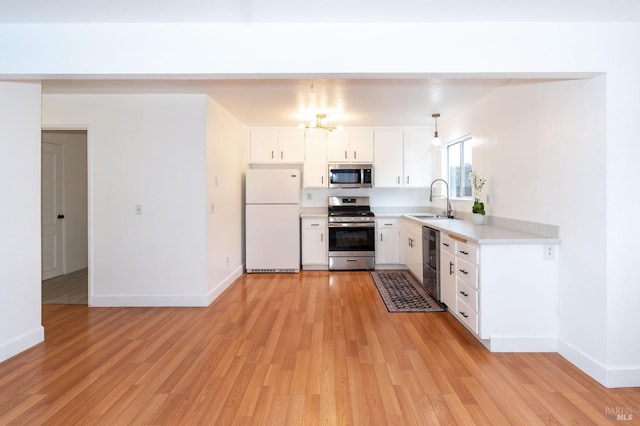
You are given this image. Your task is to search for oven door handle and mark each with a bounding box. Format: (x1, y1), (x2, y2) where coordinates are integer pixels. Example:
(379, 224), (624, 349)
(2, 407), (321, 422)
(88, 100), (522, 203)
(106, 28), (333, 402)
(328, 222), (375, 228)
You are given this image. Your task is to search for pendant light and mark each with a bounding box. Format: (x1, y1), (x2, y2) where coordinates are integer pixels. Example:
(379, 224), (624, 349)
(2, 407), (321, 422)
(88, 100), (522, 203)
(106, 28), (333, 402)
(431, 113), (441, 147)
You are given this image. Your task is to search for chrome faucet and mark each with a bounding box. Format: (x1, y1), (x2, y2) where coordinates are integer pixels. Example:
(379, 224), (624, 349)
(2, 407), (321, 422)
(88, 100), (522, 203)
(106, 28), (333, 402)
(429, 179), (454, 218)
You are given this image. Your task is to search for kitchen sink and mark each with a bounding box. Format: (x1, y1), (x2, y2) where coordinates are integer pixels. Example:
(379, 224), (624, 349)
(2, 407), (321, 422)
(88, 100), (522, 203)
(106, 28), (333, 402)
(408, 214), (459, 220)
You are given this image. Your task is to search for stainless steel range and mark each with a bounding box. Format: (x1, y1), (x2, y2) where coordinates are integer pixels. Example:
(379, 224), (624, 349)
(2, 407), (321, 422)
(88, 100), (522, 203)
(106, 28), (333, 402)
(328, 196), (376, 270)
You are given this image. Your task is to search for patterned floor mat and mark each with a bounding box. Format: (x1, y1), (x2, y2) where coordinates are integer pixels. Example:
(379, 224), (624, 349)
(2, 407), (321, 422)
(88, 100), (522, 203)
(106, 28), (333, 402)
(371, 271), (445, 313)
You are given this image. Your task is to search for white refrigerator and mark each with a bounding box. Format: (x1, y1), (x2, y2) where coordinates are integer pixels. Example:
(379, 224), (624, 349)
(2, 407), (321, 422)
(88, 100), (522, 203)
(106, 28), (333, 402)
(245, 169), (301, 273)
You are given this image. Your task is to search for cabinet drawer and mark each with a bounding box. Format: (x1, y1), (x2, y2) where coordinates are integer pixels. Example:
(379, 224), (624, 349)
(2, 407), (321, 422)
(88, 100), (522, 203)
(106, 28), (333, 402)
(376, 218), (400, 229)
(457, 281), (478, 311)
(456, 258), (478, 287)
(440, 234), (456, 254)
(302, 218), (327, 229)
(457, 241), (479, 264)
(456, 299), (479, 334)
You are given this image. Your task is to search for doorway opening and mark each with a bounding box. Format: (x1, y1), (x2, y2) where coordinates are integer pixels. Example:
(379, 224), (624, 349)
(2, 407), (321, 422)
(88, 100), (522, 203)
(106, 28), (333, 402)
(41, 129), (88, 305)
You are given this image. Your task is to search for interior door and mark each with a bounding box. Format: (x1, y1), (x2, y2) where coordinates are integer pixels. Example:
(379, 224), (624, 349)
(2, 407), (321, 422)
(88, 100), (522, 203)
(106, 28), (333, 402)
(42, 142), (64, 280)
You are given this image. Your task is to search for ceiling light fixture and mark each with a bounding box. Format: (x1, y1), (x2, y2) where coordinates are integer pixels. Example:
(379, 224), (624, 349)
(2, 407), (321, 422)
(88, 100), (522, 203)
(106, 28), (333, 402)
(299, 113), (343, 132)
(431, 113), (441, 147)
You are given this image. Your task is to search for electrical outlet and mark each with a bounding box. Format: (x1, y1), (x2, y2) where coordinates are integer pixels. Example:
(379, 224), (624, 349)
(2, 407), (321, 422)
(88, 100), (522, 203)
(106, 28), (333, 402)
(486, 193), (490, 204)
(543, 244), (556, 260)
(306, 192), (312, 201)
(135, 204), (142, 215)
(210, 203), (215, 214)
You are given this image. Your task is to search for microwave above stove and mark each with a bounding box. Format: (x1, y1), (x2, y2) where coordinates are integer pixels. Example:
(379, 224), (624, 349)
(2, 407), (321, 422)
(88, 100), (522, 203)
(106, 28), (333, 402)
(328, 164), (373, 189)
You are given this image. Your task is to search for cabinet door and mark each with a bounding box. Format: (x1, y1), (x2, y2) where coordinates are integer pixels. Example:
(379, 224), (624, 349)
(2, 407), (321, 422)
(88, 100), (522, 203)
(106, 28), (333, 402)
(440, 250), (456, 308)
(250, 128), (279, 163)
(327, 131), (351, 163)
(350, 128), (374, 162)
(304, 131), (328, 188)
(403, 221), (423, 284)
(403, 128), (433, 187)
(302, 228), (327, 265)
(374, 130), (404, 187)
(278, 128), (305, 162)
(376, 219), (400, 265)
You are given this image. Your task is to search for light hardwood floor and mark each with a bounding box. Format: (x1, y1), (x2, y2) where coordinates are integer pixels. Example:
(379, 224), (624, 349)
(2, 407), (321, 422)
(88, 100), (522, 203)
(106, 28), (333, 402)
(1, 271), (638, 424)
(41, 268), (88, 305)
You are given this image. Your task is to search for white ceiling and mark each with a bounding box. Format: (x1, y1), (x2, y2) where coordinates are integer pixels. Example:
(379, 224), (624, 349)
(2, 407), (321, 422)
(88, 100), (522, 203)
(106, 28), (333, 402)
(1, 0), (639, 23)
(15, 0), (628, 126)
(42, 78), (512, 127)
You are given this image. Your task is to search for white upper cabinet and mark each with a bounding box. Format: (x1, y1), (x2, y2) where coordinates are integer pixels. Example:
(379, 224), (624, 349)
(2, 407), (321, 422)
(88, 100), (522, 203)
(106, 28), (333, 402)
(304, 130), (328, 188)
(250, 127), (305, 163)
(349, 129), (374, 163)
(327, 129), (374, 163)
(374, 128), (433, 188)
(374, 130), (404, 187)
(403, 128), (433, 187)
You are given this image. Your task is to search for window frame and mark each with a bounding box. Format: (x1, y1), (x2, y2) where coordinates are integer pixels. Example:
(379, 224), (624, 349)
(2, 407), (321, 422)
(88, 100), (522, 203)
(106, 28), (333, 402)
(443, 135), (473, 200)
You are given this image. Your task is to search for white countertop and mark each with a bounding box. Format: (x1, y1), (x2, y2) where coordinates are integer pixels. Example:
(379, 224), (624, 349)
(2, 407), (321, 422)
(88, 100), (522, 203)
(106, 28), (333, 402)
(402, 215), (559, 245)
(300, 207), (559, 245)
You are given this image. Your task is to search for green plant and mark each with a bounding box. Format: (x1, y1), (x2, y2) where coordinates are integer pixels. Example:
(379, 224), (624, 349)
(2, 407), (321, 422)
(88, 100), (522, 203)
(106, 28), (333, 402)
(472, 198), (485, 215)
(468, 170), (487, 215)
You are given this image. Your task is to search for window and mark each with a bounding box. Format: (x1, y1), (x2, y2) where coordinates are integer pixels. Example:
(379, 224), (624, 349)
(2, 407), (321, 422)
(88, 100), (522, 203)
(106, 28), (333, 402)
(447, 136), (473, 198)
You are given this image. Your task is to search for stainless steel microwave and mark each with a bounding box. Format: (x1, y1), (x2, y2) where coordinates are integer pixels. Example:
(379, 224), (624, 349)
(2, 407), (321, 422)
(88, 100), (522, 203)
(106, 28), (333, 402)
(328, 164), (374, 188)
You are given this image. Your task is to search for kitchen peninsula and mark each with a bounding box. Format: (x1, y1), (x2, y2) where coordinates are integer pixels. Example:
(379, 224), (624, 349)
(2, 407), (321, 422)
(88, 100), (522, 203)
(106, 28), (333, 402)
(302, 207), (560, 353)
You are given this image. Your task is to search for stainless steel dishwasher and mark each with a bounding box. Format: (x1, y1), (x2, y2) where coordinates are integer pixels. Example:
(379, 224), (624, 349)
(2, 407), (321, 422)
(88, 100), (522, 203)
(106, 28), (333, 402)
(422, 226), (441, 302)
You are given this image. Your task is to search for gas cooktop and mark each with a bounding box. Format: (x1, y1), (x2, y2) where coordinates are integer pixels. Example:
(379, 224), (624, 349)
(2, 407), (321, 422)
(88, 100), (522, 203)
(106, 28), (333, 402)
(327, 196), (375, 223)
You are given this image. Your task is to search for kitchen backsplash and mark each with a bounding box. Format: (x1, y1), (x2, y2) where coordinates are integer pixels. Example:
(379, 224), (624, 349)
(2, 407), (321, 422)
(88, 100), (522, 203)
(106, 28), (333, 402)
(303, 187), (435, 208)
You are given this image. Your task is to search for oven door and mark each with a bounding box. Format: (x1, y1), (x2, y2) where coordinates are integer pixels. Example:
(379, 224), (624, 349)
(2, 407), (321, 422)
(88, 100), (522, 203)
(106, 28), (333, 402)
(328, 222), (376, 256)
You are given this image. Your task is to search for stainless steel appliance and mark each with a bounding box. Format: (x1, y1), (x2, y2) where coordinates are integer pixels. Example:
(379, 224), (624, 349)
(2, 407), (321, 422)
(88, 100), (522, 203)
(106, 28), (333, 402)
(328, 164), (373, 189)
(422, 226), (441, 301)
(327, 196), (375, 270)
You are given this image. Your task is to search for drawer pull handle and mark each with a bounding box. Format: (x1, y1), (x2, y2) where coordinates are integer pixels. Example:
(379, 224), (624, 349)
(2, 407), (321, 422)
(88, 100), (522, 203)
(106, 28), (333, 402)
(385, 223), (393, 226)
(459, 269), (469, 275)
(311, 224), (319, 227)
(460, 291), (468, 297)
(449, 262), (454, 275)
(459, 311), (469, 318)
(443, 243), (450, 247)
(460, 250), (469, 255)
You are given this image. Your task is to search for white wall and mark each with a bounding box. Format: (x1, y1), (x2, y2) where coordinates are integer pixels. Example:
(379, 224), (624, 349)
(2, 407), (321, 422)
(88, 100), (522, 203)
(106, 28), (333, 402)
(42, 94), (209, 306)
(441, 77), (609, 378)
(205, 97), (247, 302)
(1, 21), (639, 386)
(0, 81), (44, 362)
(41, 130), (88, 273)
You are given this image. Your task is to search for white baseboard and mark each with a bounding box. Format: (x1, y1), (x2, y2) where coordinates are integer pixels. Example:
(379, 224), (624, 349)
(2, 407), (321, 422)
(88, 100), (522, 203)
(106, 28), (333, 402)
(558, 338), (640, 388)
(374, 264), (407, 270)
(489, 336), (558, 352)
(66, 259), (88, 273)
(90, 294), (209, 307)
(0, 326), (44, 363)
(207, 265), (244, 305)
(301, 265), (328, 271)
(89, 265), (245, 307)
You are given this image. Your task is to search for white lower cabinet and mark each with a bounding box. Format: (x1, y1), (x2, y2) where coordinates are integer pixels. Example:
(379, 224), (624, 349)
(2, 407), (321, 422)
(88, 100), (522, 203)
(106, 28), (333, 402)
(301, 218), (328, 269)
(402, 219), (423, 283)
(375, 218), (401, 265)
(438, 231), (558, 352)
(439, 235), (457, 309)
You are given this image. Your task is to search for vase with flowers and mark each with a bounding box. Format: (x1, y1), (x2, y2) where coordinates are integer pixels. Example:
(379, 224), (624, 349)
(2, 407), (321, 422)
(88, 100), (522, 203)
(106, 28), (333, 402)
(469, 170), (486, 225)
